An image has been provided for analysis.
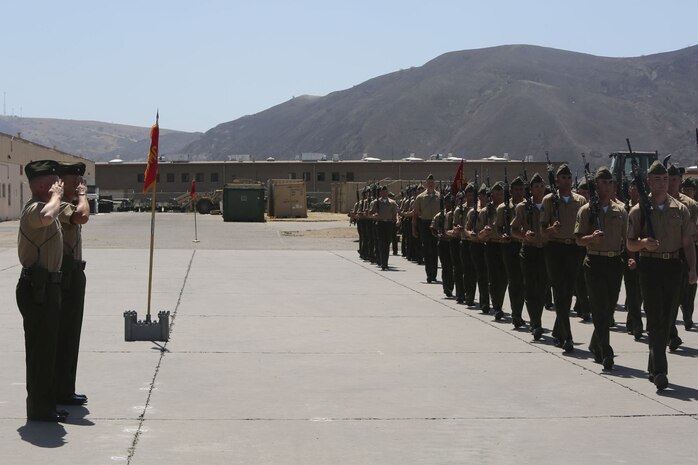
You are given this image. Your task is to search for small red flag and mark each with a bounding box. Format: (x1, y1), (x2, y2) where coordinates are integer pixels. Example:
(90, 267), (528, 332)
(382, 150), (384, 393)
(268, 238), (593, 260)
(143, 112), (159, 193)
(190, 180), (196, 199)
(452, 159), (464, 196)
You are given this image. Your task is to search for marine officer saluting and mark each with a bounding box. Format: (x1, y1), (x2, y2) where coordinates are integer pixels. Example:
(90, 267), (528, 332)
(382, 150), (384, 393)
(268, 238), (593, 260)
(55, 162), (90, 406)
(16, 160), (66, 422)
(575, 167), (626, 370)
(627, 160), (696, 391)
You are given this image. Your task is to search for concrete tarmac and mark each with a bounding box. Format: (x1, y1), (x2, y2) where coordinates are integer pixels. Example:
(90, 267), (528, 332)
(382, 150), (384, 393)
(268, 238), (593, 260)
(1, 212), (697, 464)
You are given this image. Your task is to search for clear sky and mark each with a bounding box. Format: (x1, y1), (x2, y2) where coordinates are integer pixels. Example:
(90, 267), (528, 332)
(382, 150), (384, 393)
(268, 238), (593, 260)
(2, 0), (696, 133)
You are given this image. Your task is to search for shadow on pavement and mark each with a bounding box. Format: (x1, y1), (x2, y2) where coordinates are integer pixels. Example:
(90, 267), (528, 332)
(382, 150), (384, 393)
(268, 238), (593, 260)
(669, 345), (698, 358)
(658, 382), (698, 401)
(17, 421), (67, 448)
(602, 363), (648, 380)
(63, 406), (95, 426)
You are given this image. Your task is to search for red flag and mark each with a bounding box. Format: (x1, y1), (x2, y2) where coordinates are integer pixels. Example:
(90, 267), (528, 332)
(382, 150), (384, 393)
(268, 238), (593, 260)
(143, 112), (159, 192)
(190, 180), (196, 199)
(452, 159), (464, 196)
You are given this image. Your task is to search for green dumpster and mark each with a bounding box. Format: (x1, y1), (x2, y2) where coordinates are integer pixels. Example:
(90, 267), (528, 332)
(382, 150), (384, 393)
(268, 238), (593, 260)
(222, 184), (265, 222)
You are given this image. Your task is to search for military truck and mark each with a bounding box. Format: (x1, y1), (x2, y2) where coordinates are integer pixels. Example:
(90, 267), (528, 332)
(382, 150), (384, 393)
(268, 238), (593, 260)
(174, 190), (223, 214)
(608, 149), (659, 202)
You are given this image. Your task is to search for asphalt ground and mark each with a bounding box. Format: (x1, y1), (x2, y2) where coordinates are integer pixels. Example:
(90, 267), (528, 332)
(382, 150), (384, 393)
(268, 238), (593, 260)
(1, 212), (697, 464)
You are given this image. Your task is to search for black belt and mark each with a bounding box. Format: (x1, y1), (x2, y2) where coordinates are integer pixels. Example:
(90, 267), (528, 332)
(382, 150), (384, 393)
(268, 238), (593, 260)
(639, 251), (680, 260)
(549, 238), (575, 245)
(587, 250), (620, 258)
(20, 267), (62, 283)
(64, 258), (87, 271)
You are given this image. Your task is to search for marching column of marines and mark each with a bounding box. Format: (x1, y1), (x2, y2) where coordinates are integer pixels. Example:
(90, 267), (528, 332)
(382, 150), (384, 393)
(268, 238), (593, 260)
(351, 156), (698, 391)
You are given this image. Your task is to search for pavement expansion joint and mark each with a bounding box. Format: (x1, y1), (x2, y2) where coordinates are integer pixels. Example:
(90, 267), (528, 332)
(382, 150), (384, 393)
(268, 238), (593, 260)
(160, 350), (543, 355)
(188, 314), (464, 319)
(137, 413), (697, 422)
(126, 249), (196, 465)
(334, 251), (697, 415)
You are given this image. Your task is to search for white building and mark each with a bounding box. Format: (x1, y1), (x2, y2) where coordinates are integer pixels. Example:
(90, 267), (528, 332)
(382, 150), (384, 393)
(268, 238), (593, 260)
(0, 132), (95, 221)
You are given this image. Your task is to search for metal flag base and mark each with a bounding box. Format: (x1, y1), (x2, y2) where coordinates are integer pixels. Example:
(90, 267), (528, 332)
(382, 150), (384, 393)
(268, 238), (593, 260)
(124, 310), (170, 342)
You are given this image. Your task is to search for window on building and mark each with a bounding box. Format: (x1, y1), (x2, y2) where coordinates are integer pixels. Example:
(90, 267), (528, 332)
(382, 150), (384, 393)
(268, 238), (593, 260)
(288, 172), (296, 179)
(156, 174), (160, 183)
(2, 184), (5, 198)
(166, 173), (175, 183)
(331, 172), (340, 181)
(317, 172), (325, 182)
(196, 173), (205, 182)
(346, 172), (355, 181)
(137, 173), (144, 183)
(181, 173), (190, 183)
(20, 165), (23, 175)
(303, 172), (311, 181)
(211, 172), (219, 183)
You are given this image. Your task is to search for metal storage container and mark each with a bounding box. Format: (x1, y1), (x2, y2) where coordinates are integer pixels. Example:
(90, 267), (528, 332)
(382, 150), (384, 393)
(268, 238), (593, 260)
(221, 184), (265, 222)
(268, 179), (307, 218)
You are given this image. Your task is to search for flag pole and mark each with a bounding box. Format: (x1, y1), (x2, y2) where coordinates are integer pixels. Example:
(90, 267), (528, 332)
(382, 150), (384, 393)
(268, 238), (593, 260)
(192, 194), (200, 243)
(124, 110), (169, 342)
(146, 179), (157, 323)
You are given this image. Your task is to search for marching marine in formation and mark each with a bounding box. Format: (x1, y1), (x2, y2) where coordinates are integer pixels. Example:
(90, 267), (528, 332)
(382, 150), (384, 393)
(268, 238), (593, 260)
(477, 182), (507, 320)
(510, 173), (548, 340)
(622, 178), (643, 339)
(541, 163), (587, 352)
(575, 167), (627, 370)
(453, 184), (477, 305)
(464, 183), (491, 313)
(432, 192), (454, 296)
(412, 175), (441, 283)
(626, 160), (696, 390)
(497, 176), (526, 328)
(369, 185), (399, 270)
(666, 164), (698, 338)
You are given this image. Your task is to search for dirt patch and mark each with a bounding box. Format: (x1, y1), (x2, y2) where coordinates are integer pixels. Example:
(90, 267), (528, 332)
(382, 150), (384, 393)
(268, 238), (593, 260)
(281, 227), (358, 239)
(267, 212), (350, 222)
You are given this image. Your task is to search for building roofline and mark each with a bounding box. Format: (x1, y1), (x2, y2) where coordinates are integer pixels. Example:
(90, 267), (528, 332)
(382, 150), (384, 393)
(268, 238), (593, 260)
(96, 159), (536, 166)
(0, 131), (92, 162)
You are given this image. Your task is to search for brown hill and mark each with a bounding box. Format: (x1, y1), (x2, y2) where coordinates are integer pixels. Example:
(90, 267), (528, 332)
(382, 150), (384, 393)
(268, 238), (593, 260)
(0, 116), (201, 161)
(184, 44), (698, 167)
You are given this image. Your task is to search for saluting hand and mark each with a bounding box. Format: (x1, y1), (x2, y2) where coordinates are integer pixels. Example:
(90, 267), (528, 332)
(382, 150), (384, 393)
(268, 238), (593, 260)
(49, 180), (64, 198)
